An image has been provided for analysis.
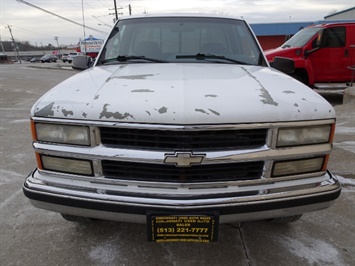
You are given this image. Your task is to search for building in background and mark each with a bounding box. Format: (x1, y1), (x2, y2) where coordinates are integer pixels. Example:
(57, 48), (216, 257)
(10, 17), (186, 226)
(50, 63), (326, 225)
(324, 6), (355, 20)
(250, 22), (314, 50)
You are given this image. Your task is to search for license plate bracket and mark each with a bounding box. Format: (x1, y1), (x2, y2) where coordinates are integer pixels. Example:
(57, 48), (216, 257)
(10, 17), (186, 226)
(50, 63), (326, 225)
(147, 212), (219, 243)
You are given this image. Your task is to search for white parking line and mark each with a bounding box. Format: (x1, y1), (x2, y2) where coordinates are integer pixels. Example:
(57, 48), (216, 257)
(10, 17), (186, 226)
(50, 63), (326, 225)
(336, 175), (355, 186)
(335, 126), (355, 134)
(0, 189), (22, 209)
(334, 141), (355, 154)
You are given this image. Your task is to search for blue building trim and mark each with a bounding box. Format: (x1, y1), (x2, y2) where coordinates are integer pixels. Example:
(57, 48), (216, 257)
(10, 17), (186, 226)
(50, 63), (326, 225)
(250, 22), (313, 36)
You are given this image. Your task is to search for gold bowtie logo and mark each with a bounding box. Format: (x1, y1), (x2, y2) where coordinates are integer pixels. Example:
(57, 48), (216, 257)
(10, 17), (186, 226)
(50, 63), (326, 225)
(164, 152), (205, 167)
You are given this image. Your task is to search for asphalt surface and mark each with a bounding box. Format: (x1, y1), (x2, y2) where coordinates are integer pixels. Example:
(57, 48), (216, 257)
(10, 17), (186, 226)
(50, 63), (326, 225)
(1, 62), (354, 266)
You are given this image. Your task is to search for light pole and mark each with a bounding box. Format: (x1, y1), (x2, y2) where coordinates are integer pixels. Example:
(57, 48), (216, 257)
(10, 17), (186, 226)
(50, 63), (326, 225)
(5, 25), (21, 63)
(41, 42), (45, 55)
(54, 36), (61, 57)
(0, 35), (5, 53)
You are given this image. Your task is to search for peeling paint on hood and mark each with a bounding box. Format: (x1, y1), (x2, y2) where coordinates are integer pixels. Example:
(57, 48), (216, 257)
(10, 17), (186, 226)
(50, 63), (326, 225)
(107, 74), (156, 82)
(99, 104), (135, 120)
(32, 63), (335, 124)
(131, 89), (155, 93)
(259, 87), (279, 106)
(35, 102), (55, 117)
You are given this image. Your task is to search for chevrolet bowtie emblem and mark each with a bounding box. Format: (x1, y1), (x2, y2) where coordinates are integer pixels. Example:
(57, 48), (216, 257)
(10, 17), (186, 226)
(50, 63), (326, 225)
(164, 152), (205, 167)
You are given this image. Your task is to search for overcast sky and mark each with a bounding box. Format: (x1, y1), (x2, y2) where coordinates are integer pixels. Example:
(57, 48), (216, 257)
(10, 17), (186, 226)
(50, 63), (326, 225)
(1, 0), (354, 46)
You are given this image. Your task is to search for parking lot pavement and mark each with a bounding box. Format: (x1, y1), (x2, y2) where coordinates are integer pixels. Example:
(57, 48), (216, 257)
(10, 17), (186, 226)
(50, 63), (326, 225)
(1, 63), (354, 266)
(329, 103), (355, 180)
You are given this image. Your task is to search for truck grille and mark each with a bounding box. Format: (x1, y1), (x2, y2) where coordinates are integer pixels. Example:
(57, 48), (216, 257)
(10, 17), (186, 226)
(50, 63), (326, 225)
(102, 160), (264, 183)
(99, 127), (267, 151)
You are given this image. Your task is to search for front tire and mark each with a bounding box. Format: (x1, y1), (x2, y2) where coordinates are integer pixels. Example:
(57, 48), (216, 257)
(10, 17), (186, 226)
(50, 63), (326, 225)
(289, 69), (309, 86)
(267, 214), (303, 223)
(61, 213), (96, 223)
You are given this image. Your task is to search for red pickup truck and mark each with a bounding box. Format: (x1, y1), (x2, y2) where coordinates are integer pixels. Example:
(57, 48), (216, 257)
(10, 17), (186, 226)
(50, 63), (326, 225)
(265, 22), (355, 87)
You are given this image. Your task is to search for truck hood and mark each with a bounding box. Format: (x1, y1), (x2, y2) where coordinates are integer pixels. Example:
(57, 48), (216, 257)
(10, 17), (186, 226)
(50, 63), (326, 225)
(32, 63), (334, 124)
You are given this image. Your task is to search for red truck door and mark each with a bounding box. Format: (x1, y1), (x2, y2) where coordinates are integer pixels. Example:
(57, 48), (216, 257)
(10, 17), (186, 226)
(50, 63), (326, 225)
(308, 26), (353, 83)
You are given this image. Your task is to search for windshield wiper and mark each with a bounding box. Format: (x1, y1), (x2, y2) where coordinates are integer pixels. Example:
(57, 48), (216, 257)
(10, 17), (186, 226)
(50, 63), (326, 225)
(176, 53), (251, 65)
(102, 55), (167, 64)
(281, 44), (291, 48)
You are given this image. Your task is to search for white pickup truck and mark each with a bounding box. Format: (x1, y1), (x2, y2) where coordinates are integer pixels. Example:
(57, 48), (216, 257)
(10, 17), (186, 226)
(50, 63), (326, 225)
(23, 14), (341, 242)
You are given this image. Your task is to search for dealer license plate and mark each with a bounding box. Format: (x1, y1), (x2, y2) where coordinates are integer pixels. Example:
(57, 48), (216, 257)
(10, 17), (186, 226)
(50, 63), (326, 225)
(147, 212), (219, 243)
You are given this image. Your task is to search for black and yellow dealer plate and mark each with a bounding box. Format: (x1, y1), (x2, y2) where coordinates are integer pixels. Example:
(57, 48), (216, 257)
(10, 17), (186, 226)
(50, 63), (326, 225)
(147, 212), (219, 243)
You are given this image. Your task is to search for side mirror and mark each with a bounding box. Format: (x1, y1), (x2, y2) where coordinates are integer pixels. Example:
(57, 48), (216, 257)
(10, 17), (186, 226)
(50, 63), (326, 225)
(271, 56), (295, 74)
(304, 47), (320, 57)
(72, 56), (92, 70)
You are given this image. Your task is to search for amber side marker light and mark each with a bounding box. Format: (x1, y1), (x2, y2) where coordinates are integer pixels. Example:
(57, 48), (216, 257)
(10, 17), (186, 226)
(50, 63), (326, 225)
(329, 123), (336, 144)
(35, 152), (43, 170)
(31, 120), (42, 169)
(322, 154), (330, 172)
(322, 123), (336, 172)
(30, 119), (37, 141)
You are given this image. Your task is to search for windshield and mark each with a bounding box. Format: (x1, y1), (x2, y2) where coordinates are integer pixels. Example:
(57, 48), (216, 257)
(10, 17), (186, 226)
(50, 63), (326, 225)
(282, 27), (321, 48)
(97, 17), (263, 65)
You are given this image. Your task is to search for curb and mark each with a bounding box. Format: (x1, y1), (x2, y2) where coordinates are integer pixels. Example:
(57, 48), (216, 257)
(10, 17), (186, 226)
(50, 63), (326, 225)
(27, 64), (77, 72)
(343, 86), (355, 105)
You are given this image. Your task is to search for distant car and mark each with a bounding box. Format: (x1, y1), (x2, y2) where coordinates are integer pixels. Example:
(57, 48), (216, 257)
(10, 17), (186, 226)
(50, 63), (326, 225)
(61, 53), (69, 63)
(40, 54), (57, 63)
(30, 57), (40, 63)
(67, 52), (81, 63)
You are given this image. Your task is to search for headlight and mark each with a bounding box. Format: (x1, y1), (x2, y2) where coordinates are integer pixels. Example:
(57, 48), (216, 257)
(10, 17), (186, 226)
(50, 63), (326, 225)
(41, 155), (93, 176)
(272, 157), (324, 177)
(35, 123), (90, 146)
(277, 125), (332, 147)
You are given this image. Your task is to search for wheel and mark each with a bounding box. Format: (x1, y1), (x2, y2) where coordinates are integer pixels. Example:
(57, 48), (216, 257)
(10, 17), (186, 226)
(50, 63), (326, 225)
(266, 214), (303, 223)
(61, 213), (96, 223)
(290, 73), (307, 85)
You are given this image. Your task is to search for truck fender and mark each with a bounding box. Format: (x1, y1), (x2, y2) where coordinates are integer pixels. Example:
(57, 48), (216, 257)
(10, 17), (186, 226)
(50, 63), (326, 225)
(292, 58), (315, 86)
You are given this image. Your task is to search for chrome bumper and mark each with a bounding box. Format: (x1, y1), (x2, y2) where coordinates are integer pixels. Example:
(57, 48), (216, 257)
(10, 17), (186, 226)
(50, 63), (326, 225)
(23, 169), (341, 224)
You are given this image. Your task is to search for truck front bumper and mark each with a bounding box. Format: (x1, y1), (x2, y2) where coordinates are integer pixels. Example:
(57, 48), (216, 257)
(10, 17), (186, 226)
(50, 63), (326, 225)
(23, 169), (341, 223)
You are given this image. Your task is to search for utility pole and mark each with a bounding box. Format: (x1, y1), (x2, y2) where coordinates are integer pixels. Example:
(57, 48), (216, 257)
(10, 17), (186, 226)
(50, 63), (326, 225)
(5, 25), (21, 63)
(54, 36), (61, 56)
(109, 2), (123, 23)
(0, 35), (5, 53)
(54, 36), (60, 49)
(113, 0), (118, 21)
(129, 4), (132, 15)
(40, 42), (45, 55)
